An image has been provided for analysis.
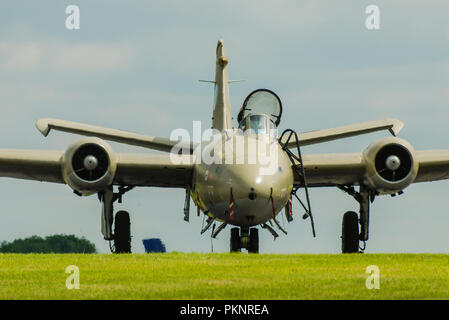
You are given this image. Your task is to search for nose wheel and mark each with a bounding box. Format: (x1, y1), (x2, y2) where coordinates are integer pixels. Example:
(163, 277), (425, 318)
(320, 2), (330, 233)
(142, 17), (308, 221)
(230, 228), (240, 252)
(230, 227), (259, 253)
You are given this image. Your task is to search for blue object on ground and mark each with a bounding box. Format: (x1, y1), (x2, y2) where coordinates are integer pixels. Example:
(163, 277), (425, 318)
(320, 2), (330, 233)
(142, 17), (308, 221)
(142, 238), (166, 253)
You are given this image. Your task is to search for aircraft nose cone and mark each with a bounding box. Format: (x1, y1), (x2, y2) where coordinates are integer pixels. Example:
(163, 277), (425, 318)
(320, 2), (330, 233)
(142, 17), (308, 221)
(243, 175), (276, 200)
(83, 155), (98, 171)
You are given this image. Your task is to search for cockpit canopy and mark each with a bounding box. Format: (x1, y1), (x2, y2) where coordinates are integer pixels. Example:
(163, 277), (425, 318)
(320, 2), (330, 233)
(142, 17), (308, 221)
(238, 114), (276, 136)
(237, 88), (282, 127)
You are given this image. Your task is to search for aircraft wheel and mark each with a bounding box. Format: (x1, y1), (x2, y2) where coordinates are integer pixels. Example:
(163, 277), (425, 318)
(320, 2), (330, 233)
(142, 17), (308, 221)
(114, 210), (131, 253)
(230, 228), (241, 252)
(341, 211), (359, 253)
(248, 228), (259, 254)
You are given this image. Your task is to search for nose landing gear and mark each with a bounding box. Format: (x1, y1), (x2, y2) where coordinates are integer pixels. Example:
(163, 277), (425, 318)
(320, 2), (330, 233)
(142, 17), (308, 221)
(230, 227), (259, 253)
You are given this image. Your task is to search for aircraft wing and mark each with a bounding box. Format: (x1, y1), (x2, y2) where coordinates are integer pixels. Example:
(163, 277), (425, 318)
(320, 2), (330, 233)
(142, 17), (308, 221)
(282, 118), (404, 147)
(113, 153), (193, 187)
(0, 149), (193, 188)
(297, 150), (449, 187)
(298, 153), (365, 187)
(0, 149), (64, 183)
(413, 150), (449, 183)
(36, 118), (196, 154)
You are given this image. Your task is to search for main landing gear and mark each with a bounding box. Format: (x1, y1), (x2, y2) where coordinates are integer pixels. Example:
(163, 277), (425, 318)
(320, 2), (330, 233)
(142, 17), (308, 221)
(338, 185), (372, 254)
(341, 211), (360, 253)
(114, 211), (131, 253)
(99, 185), (134, 253)
(230, 227), (259, 253)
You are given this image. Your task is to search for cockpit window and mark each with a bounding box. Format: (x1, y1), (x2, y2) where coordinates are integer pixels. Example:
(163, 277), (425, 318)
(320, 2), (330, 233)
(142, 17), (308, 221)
(249, 115), (267, 134)
(239, 114), (276, 137)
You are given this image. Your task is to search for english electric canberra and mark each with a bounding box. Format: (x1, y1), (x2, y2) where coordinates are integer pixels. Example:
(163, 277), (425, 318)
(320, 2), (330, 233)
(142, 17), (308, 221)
(2, 40), (447, 253)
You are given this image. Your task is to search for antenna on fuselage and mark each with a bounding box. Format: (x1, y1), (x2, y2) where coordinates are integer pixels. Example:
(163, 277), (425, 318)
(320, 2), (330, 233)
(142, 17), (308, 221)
(198, 80), (246, 84)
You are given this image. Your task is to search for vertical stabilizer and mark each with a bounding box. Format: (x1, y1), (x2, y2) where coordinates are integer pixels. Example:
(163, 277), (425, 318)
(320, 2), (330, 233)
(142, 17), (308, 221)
(212, 40), (232, 131)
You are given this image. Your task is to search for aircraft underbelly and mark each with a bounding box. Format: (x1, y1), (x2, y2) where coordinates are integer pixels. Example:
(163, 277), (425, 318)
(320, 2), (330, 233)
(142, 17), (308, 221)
(208, 198), (275, 227)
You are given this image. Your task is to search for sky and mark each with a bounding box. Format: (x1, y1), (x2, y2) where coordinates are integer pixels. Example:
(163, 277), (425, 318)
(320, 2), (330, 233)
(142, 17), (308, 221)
(0, 1), (448, 254)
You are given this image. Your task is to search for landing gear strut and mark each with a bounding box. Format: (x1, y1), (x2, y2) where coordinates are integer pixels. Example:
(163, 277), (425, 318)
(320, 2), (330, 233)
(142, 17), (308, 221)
(99, 185), (134, 253)
(338, 185), (372, 253)
(230, 227), (259, 253)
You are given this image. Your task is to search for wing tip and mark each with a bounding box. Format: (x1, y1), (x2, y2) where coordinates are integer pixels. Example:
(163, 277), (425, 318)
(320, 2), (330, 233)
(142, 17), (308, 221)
(36, 118), (51, 137)
(386, 117), (404, 136)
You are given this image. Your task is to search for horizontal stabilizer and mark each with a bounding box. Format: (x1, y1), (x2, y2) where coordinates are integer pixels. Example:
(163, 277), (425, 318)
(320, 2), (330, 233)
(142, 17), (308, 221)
(282, 118), (404, 148)
(36, 118), (195, 153)
(198, 80), (245, 84)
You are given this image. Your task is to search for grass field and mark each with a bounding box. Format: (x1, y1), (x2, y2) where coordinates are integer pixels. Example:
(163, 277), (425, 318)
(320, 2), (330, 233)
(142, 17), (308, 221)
(0, 253), (448, 299)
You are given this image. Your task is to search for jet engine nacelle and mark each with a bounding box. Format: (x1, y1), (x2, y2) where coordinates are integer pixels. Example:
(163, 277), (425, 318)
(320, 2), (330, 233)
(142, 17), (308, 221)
(362, 137), (418, 194)
(62, 137), (117, 195)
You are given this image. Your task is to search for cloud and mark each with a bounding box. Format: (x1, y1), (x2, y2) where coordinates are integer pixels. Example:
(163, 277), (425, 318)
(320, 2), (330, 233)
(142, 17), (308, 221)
(0, 42), (43, 71)
(0, 41), (136, 73)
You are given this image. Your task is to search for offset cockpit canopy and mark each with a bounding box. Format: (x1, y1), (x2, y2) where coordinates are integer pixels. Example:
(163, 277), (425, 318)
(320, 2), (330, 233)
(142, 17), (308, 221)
(237, 89), (282, 127)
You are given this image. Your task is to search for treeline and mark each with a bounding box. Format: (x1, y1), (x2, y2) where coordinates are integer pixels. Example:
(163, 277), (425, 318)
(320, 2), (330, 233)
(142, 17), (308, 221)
(0, 234), (96, 253)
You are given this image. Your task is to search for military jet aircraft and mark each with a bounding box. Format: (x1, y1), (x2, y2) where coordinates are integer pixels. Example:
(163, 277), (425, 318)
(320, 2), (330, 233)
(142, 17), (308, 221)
(1, 40), (448, 253)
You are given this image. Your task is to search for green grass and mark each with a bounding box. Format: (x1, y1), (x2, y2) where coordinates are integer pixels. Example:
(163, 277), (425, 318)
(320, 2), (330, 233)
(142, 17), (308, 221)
(0, 253), (448, 299)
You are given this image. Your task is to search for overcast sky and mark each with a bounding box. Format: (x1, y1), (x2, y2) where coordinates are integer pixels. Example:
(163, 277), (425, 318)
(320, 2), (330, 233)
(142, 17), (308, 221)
(0, 1), (448, 253)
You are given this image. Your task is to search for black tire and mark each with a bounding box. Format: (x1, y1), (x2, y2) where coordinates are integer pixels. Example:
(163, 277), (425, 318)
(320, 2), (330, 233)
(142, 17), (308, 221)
(248, 228), (259, 254)
(230, 228), (241, 252)
(341, 211), (359, 253)
(114, 210), (131, 253)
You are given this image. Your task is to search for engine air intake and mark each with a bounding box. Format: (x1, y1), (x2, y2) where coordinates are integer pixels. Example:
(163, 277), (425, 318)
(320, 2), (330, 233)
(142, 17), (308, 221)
(375, 144), (412, 182)
(72, 144), (109, 181)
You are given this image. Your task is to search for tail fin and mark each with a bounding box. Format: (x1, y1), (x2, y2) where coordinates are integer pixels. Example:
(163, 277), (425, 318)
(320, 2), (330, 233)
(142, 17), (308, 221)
(212, 39), (232, 131)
